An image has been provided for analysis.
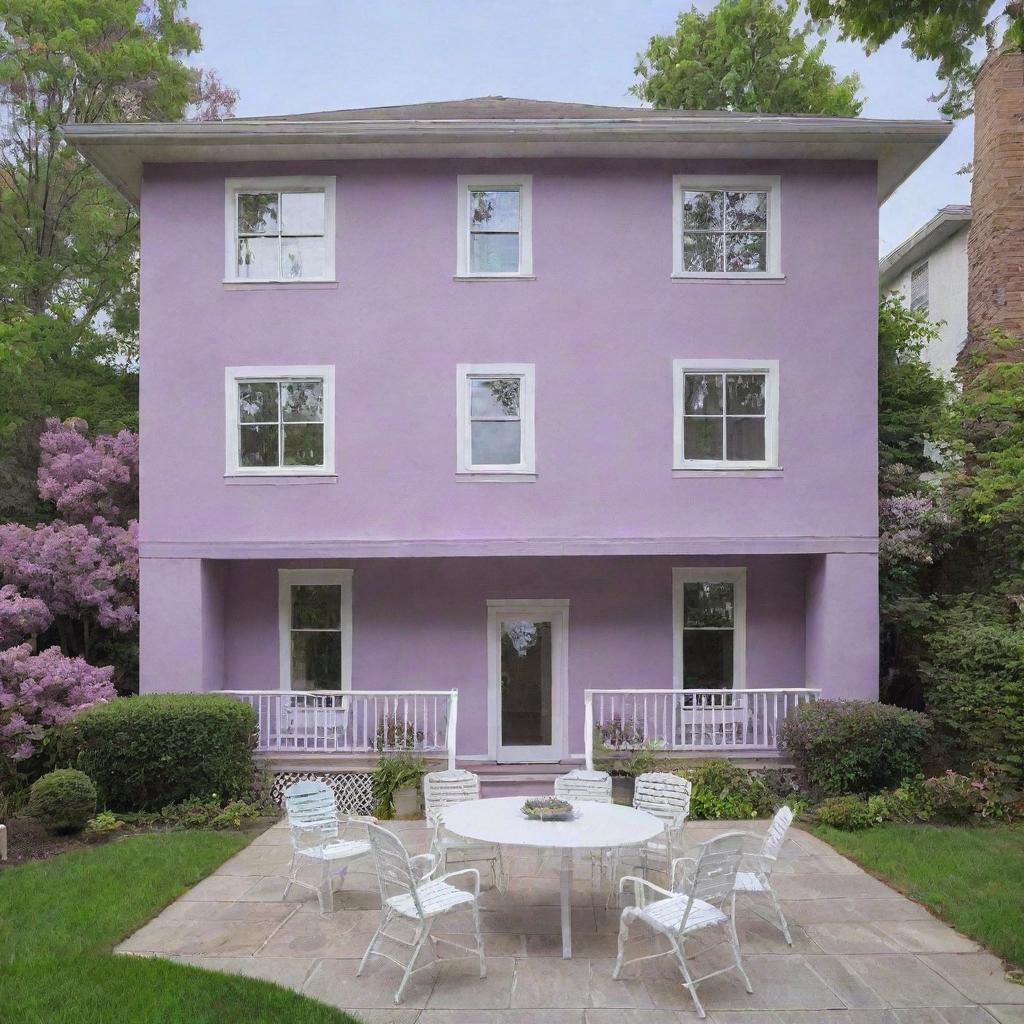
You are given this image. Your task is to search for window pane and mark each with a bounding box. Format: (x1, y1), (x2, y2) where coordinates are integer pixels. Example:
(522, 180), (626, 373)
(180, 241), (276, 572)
(283, 423), (325, 466)
(291, 584), (342, 630)
(236, 236), (279, 278)
(470, 378), (520, 418)
(725, 191), (767, 231)
(238, 382), (279, 423)
(282, 381), (323, 422)
(726, 418), (766, 461)
(682, 629), (733, 688)
(238, 193), (278, 234)
(725, 232), (767, 272)
(684, 374), (723, 415)
(469, 233), (520, 273)
(682, 233), (723, 273)
(683, 417), (723, 460)
(500, 620), (553, 747)
(471, 420), (522, 465)
(238, 424), (279, 467)
(684, 582), (735, 628)
(290, 631), (341, 690)
(470, 190), (520, 232)
(281, 236), (326, 279)
(682, 190), (723, 230)
(281, 191), (325, 235)
(725, 374), (766, 415)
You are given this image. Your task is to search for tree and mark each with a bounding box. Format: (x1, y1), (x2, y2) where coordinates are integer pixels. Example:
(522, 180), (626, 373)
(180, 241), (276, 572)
(632, 0), (864, 115)
(807, 0), (1024, 117)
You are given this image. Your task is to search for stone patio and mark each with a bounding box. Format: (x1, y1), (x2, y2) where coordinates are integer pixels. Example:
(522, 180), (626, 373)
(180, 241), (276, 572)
(117, 818), (1024, 1024)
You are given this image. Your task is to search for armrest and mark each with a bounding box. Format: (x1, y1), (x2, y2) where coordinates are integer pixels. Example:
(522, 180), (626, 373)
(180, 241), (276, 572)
(410, 852), (438, 880)
(618, 873), (676, 909)
(439, 866), (481, 898)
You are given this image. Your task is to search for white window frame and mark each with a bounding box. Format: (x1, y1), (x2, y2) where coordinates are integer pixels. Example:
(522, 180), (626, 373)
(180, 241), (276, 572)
(910, 261), (929, 313)
(278, 569), (353, 691)
(224, 176), (336, 283)
(672, 174), (782, 279)
(672, 358), (780, 471)
(224, 364), (335, 477)
(456, 174), (534, 278)
(672, 567), (747, 690)
(456, 363), (536, 476)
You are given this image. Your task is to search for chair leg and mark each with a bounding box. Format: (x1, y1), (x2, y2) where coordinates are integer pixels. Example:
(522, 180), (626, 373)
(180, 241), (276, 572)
(728, 904), (754, 995)
(394, 918), (433, 1005)
(612, 911), (630, 979)
(669, 933), (706, 1019)
(473, 901), (487, 978)
(357, 911), (390, 977)
(766, 882), (793, 946)
(496, 846), (508, 895)
(317, 857), (334, 915)
(283, 850), (299, 902)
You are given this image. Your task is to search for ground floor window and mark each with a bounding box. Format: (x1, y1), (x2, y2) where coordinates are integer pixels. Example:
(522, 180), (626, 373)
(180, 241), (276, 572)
(672, 567), (746, 689)
(278, 569), (352, 690)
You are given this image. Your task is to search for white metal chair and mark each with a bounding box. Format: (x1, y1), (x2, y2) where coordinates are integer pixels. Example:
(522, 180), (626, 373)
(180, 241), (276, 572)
(359, 821), (486, 1005)
(553, 768), (613, 803)
(733, 805), (794, 945)
(613, 832), (753, 1019)
(423, 769), (507, 893)
(283, 780), (372, 914)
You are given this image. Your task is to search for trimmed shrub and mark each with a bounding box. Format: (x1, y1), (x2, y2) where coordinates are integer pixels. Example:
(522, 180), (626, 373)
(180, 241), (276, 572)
(678, 759), (776, 820)
(780, 699), (931, 796)
(924, 771), (984, 823)
(816, 795), (874, 831)
(69, 694), (257, 811)
(27, 768), (97, 833)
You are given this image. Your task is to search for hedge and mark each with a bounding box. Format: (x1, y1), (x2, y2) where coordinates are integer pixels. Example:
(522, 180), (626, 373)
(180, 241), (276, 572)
(69, 694), (257, 811)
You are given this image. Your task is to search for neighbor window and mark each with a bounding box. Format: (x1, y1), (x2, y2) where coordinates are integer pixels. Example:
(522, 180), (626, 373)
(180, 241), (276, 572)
(224, 365), (335, 475)
(456, 363), (536, 476)
(673, 567), (746, 689)
(224, 176), (336, 282)
(910, 262), (929, 313)
(672, 175), (781, 277)
(672, 359), (779, 471)
(278, 569), (352, 690)
(456, 175), (533, 277)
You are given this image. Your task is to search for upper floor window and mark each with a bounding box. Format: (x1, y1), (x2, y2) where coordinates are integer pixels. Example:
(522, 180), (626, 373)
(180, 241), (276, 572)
(456, 175), (533, 278)
(456, 363), (536, 476)
(224, 365), (335, 476)
(673, 359), (779, 471)
(910, 262), (929, 313)
(672, 175), (781, 278)
(224, 176), (336, 283)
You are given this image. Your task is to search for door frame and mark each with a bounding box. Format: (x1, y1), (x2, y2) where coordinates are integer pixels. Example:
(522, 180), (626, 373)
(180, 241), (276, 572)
(486, 599), (569, 763)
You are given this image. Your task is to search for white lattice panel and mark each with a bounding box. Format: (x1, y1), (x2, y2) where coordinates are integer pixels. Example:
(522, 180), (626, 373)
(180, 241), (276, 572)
(271, 771), (373, 815)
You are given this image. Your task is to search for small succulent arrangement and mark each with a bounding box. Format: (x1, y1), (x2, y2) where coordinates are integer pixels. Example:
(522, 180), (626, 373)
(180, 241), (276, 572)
(521, 797), (575, 821)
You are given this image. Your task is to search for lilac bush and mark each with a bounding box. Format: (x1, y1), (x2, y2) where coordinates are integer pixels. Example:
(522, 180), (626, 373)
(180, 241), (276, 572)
(0, 585), (52, 646)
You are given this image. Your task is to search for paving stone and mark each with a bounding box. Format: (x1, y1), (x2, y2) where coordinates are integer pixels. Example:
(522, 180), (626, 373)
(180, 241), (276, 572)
(215, 847), (294, 875)
(425, 955), (514, 1009)
(802, 954), (888, 1008)
(158, 900), (297, 924)
(893, 1008), (1000, 1022)
(177, 873), (265, 902)
(840, 955), (974, 1008)
(584, 1010), (682, 1024)
(873, 921), (982, 954)
(918, 956), (1024, 1005)
(510, 957), (594, 1008)
(733, 916), (821, 954)
(804, 922), (909, 955)
(588, 956), (656, 1008)
(524, 932), (619, 958)
(342, 1011), (421, 1024)
(168, 954), (317, 988)
(772, 874), (899, 902)
(116, 917), (281, 957)
(418, 1011), (585, 1024)
(775, 1013), (900, 1024)
(257, 912), (379, 958)
(985, 1008), (1024, 1023)
(302, 956), (434, 1009)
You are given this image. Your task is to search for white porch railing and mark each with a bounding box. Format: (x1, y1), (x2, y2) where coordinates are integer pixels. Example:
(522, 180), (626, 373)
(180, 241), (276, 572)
(216, 690), (459, 771)
(583, 688), (819, 769)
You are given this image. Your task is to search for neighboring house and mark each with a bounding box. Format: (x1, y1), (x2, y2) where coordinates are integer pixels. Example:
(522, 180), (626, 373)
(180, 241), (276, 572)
(65, 98), (949, 786)
(879, 205), (971, 375)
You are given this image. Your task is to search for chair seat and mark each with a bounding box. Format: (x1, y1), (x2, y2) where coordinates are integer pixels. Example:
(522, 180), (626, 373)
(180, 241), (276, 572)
(734, 870), (767, 892)
(635, 895), (727, 935)
(297, 839), (371, 863)
(387, 879), (476, 919)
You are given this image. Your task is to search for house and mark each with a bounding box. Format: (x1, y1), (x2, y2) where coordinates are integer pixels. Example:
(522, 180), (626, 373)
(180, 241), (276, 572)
(64, 98), (950, 796)
(879, 205), (971, 375)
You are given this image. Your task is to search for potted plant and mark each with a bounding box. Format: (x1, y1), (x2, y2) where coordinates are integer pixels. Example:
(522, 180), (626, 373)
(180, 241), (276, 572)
(594, 717), (657, 804)
(372, 752), (427, 819)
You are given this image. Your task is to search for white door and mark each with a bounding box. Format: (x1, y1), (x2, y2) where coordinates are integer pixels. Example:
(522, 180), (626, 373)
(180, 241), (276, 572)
(487, 600), (568, 763)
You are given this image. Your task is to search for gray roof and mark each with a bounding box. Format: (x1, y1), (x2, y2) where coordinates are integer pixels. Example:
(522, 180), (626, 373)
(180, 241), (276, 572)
(879, 204), (972, 285)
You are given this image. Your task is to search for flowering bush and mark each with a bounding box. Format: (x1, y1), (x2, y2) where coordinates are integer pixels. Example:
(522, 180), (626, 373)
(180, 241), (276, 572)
(0, 585), (52, 646)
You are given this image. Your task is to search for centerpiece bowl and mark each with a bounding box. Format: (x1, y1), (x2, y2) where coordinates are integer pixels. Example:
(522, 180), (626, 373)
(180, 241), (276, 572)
(521, 797), (576, 822)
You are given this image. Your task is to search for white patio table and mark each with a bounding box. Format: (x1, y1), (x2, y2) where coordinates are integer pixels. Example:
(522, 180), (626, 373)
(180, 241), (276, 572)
(440, 795), (663, 958)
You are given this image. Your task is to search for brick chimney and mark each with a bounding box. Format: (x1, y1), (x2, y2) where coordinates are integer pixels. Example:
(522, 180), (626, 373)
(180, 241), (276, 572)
(966, 46), (1024, 356)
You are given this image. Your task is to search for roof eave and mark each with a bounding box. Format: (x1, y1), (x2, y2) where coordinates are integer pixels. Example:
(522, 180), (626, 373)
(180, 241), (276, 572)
(879, 205), (972, 285)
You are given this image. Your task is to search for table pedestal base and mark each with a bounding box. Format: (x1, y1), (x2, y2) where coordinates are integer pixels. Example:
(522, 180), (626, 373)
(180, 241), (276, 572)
(560, 848), (573, 958)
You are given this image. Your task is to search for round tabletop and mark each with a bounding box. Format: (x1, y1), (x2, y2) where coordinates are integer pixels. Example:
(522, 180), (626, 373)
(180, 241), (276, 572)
(440, 795), (664, 850)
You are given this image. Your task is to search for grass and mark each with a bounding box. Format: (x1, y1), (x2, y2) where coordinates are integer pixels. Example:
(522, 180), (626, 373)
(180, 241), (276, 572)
(817, 822), (1024, 970)
(0, 831), (360, 1024)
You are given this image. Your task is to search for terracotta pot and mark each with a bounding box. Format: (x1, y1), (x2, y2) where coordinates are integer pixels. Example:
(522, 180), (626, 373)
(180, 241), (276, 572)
(392, 786), (420, 819)
(612, 775), (635, 806)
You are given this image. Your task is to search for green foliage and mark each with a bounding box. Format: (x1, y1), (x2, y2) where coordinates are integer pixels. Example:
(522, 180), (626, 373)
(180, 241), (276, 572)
(678, 759), (776, 819)
(923, 770), (984, 823)
(374, 715), (424, 751)
(372, 752), (426, 819)
(633, 0), (863, 115)
(816, 795), (874, 830)
(83, 810), (125, 841)
(620, 743), (659, 778)
(27, 767), (97, 833)
(865, 777), (934, 824)
(780, 699), (931, 795)
(69, 694), (258, 811)
(157, 795), (268, 831)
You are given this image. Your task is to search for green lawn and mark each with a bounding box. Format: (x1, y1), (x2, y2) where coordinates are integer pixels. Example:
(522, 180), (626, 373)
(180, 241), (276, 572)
(817, 822), (1024, 970)
(0, 831), (360, 1024)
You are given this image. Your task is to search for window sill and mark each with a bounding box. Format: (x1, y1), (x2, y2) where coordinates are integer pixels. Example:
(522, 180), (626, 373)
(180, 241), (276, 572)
(224, 474), (338, 485)
(453, 275), (536, 282)
(671, 273), (785, 284)
(223, 279), (339, 290)
(673, 468), (783, 478)
(456, 472), (537, 483)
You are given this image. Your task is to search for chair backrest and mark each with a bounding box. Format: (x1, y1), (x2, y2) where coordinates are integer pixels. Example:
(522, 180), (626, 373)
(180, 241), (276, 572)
(676, 832), (746, 932)
(284, 780), (339, 849)
(423, 769), (480, 823)
(553, 769), (612, 803)
(760, 805), (794, 862)
(366, 821), (423, 916)
(633, 772), (692, 826)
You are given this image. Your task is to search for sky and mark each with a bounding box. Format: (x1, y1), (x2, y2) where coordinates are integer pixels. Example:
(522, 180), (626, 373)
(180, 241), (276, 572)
(186, 0), (975, 256)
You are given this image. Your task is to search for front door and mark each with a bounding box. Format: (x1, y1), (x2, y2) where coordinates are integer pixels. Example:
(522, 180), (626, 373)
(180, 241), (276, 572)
(487, 600), (568, 763)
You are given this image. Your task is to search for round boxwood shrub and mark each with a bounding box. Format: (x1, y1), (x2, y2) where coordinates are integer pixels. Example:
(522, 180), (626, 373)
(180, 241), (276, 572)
(780, 699), (931, 796)
(69, 694), (257, 812)
(28, 768), (97, 834)
(678, 759), (776, 820)
(816, 795), (874, 831)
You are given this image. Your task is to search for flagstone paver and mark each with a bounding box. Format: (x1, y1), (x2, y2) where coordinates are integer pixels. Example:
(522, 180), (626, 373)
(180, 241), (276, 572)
(115, 817), (1022, 1023)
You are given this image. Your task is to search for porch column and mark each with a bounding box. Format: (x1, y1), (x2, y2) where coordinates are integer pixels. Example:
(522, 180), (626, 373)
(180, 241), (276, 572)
(139, 557), (225, 693)
(804, 552), (878, 700)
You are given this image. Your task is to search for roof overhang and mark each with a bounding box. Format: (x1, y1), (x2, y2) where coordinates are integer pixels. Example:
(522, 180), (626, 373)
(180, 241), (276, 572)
(879, 204), (972, 286)
(62, 115), (952, 209)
